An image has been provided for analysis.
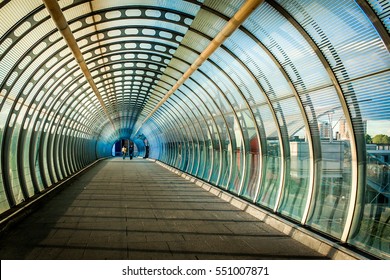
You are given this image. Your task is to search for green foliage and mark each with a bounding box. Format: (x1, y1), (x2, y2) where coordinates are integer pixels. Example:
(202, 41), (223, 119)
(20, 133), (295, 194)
(365, 134), (372, 144)
(372, 134), (390, 144)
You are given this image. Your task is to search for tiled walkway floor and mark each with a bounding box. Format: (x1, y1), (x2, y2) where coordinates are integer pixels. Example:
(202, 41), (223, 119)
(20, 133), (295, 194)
(0, 158), (328, 260)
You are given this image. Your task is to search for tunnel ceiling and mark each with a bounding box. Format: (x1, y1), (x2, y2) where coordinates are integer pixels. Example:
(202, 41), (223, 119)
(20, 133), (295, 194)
(1, 0), (389, 145)
(1, 0), (253, 144)
(1, 0), (205, 143)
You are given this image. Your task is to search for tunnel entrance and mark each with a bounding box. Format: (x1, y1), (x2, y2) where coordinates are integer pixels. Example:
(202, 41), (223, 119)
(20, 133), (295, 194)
(111, 139), (138, 157)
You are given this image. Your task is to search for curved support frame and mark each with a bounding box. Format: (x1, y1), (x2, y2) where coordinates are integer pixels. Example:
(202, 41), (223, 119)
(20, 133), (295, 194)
(268, 0), (367, 242)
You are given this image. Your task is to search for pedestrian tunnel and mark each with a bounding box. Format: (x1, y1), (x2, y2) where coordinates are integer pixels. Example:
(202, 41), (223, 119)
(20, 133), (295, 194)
(0, 0), (389, 259)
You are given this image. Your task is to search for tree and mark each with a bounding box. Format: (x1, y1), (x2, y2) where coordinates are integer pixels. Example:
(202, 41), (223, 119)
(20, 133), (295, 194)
(372, 134), (390, 144)
(365, 134), (372, 144)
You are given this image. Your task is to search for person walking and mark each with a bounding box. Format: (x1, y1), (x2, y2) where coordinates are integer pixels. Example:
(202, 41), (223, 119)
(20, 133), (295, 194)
(121, 146), (127, 160)
(129, 143), (134, 160)
(143, 145), (149, 159)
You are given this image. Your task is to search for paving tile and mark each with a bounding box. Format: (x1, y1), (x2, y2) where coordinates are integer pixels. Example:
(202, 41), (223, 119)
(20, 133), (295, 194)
(127, 241), (172, 259)
(56, 246), (86, 260)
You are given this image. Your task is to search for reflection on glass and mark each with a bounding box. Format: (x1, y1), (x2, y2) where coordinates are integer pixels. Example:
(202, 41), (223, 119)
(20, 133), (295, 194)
(350, 144), (390, 258)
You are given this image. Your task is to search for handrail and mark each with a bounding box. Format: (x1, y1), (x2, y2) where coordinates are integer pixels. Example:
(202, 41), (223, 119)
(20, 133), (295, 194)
(42, 0), (116, 130)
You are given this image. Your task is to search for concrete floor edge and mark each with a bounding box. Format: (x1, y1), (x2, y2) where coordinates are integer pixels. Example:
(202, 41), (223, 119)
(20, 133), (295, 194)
(153, 159), (369, 260)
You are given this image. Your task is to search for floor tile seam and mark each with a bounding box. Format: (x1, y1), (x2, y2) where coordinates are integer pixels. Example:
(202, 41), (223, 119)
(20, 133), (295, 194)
(48, 216), (268, 226)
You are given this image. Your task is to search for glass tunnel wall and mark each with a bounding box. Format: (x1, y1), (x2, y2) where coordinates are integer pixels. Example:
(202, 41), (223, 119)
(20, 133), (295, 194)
(0, 0), (389, 260)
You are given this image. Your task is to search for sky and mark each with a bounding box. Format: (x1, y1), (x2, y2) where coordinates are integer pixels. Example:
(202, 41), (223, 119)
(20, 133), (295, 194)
(367, 120), (390, 136)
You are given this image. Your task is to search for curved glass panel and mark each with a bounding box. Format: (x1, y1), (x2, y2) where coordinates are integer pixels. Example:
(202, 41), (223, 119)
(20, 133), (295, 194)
(277, 0), (390, 256)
